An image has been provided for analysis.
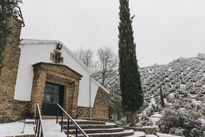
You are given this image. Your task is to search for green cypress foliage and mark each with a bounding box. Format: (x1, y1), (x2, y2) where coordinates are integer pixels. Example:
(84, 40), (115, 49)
(0, 0), (20, 74)
(118, 0), (143, 125)
(160, 87), (165, 107)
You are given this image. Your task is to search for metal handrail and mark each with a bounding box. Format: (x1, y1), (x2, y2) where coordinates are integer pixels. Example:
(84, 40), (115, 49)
(35, 104), (45, 137)
(56, 103), (88, 137)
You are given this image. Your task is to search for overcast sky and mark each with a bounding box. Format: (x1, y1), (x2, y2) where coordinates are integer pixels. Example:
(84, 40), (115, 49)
(20, 0), (205, 67)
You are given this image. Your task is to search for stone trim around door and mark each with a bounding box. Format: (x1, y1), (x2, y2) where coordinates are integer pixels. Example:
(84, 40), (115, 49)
(31, 62), (82, 118)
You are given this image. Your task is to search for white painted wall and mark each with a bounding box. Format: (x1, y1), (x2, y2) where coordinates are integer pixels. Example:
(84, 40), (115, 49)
(14, 39), (109, 107)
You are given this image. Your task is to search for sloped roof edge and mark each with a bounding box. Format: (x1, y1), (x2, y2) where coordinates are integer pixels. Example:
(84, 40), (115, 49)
(91, 78), (109, 94)
(20, 39), (91, 74)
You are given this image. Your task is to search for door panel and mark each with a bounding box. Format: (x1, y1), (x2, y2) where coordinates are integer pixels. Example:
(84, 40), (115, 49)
(42, 82), (64, 116)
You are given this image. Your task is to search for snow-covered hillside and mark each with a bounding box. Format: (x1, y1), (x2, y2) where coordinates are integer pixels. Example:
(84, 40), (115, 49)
(139, 53), (205, 137)
(140, 53), (205, 116)
(106, 53), (205, 137)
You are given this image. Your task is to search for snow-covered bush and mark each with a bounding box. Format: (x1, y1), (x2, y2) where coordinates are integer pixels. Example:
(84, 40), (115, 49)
(201, 106), (205, 117)
(157, 109), (205, 137)
(140, 115), (153, 126)
(146, 107), (154, 117)
(169, 127), (184, 136)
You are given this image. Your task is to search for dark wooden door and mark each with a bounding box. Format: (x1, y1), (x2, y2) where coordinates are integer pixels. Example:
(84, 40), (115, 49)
(42, 82), (64, 116)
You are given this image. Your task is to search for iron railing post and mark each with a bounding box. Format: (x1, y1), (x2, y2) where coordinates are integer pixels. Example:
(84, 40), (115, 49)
(56, 103), (88, 137)
(56, 106), (59, 123)
(41, 129), (43, 137)
(37, 120), (40, 137)
(76, 128), (78, 137)
(35, 112), (39, 133)
(35, 108), (37, 124)
(61, 112), (63, 132)
(67, 118), (69, 137)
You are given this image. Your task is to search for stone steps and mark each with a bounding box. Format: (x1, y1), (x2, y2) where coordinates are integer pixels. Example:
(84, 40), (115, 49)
(124, 126), (157, 135)
(59, 120), (105, 125)
(77, 130), (134, 137)
(62, 124), (117, 129)
(65, 127), (124, 134)
(60, 119), (134, 137)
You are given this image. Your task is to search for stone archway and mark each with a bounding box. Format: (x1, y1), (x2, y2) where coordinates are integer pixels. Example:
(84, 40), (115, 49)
(31, 62), (82, 117)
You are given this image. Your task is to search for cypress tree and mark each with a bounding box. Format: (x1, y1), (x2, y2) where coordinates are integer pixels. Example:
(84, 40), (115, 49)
(118, 0), (143, 126)
(0, 0), (20, 74)
(160, 87), (165, 107)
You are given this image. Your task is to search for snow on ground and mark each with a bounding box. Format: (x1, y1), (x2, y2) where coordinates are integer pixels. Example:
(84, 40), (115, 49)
(157, 133), (182, 137)
(151, 113), (162, 118)
(105, 122), (116, 125)
(141, 96), (156, 116)
(146, 135), (157, 137)
(191, 99), (201, 105)
(0, 121), (34, 136)
(43, 119), (67, 137)
(201, 118), (205, 124)
(126, 131), (145, 137)
(149, 112), (162, 126)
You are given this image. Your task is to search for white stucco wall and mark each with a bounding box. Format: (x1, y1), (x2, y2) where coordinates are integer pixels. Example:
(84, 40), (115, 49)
(14, 39), (108, 107)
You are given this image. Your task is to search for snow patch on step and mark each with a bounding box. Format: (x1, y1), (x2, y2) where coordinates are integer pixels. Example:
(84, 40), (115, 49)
(70, 128), (123, 131)
(157, 133), (182, 137)
(126, 131), (145, 137)
(146, 135), (157, 137)
(86, 129), (134, 136)
(43, 119), (67, 137)
(0, 121), (34, 136)
(25, 119), (35, 123)
(105, 122), (116, 125)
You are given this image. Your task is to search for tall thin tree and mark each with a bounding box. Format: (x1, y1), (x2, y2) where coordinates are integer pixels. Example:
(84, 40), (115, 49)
(160, 87), (165, 107)
(118, 0), (143, 126)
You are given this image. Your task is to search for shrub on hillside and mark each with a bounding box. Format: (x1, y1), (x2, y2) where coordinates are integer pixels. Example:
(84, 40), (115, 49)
(201, 106), (205, 117)
(169, 127), (184, 136)
(157, 109), (205, 137)
(140, 115), (153, 126)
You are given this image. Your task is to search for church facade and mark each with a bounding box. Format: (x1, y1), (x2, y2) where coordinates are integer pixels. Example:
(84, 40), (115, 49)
(0, 18), (109, 122)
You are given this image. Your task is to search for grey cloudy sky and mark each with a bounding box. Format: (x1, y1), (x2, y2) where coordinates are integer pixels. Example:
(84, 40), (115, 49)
(20, 0), (205, 67)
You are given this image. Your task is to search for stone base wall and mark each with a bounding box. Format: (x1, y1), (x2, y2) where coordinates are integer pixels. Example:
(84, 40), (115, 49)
(77, 87), (109, 120)
(0, 18), (30, 123)
(76, 107), (91, 119)
(0, 101), (32, 123)
(92, 87), (109, 120)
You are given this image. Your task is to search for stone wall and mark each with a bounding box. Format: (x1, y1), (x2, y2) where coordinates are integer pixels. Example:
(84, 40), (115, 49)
(76, 107), (91, 119)
(76, 87), (109, 120)
(0, 18), (32, 123)
(92, 87), (109, 120)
